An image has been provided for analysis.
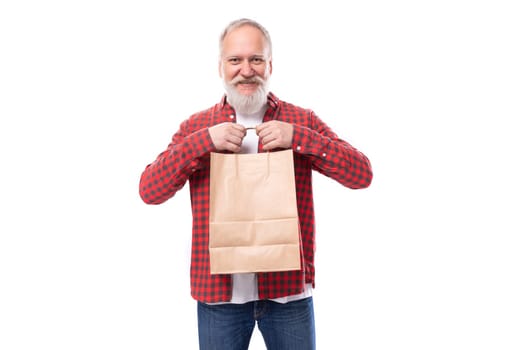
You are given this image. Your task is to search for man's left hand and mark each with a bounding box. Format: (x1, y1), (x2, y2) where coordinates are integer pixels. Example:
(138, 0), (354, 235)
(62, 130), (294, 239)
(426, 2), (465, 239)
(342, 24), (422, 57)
(256, 121), (293, 151)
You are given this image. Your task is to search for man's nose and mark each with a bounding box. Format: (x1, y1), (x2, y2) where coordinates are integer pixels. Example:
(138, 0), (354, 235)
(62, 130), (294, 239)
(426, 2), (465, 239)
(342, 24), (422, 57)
(240, 60), (255, 77)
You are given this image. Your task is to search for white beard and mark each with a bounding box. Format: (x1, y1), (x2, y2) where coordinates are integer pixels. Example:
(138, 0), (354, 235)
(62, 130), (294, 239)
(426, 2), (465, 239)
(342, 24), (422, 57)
(223, 76), (270, 115)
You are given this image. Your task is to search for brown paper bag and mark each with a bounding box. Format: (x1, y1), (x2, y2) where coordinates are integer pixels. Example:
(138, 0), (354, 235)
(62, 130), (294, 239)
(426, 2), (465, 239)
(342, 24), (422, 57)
(209, 149), (301, 274)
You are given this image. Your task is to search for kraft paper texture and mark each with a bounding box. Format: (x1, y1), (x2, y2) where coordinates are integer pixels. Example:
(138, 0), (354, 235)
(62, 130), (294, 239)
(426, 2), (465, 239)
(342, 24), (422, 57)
(209, 149), (301, 274)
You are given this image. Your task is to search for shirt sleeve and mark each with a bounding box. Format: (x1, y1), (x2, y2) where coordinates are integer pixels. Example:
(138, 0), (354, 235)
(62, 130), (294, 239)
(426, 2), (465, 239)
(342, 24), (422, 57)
(291, 110), (373, 189)
(139, 118), (215, 204)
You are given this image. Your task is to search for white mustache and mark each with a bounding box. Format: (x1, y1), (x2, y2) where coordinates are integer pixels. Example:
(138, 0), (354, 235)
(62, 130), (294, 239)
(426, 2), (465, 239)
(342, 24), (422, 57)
(229, 76), (265, 85)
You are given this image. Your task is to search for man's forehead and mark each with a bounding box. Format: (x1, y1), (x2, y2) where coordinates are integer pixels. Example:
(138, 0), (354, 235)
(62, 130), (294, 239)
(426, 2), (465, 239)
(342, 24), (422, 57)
(223, 26), (266, 45)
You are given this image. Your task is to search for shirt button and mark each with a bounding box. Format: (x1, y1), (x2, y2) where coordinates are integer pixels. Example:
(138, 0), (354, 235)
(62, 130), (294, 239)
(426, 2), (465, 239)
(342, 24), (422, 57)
(296, 146), (301, 151)
(229, 114), (235, 119)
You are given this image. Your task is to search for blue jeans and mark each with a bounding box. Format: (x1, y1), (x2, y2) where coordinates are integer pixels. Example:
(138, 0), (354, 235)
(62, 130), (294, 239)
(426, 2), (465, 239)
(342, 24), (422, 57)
(197, 297), (316, 350)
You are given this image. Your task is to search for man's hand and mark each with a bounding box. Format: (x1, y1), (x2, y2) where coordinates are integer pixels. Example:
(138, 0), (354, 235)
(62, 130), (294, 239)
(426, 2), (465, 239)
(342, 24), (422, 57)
(208, 122), (247, 152)
(256, 121), (293, 151)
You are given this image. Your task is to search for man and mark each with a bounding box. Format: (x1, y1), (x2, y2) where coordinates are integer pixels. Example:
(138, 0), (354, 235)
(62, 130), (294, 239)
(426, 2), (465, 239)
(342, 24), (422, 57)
(139, 18), (373, 350)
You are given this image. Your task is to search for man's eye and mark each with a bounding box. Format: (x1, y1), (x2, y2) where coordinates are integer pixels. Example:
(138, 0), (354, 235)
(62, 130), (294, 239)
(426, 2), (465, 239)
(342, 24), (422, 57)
(228, 58), (240, 64)
(251, 57), (264, 64)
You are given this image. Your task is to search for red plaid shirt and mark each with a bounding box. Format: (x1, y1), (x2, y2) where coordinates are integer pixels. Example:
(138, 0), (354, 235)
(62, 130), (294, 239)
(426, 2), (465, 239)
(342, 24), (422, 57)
(139, 92), (373, 303)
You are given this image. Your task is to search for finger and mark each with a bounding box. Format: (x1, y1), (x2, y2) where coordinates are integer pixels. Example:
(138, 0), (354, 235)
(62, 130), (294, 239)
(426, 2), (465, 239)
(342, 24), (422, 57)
(226, 133), (243, 146)
(255, 122), (271, 135)
(231, 123), (248, 132)
(230, 125), (247, 138)
(228, 137), (243, 152)
(256, 126), (272, 139)
(260, 133), (277, 148)
(261, 138), (278, 151)
(228, 143), (242, 153)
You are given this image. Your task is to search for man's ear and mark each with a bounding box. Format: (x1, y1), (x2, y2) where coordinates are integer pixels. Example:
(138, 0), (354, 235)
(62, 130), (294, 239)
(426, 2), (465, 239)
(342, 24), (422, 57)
(218, 61), (223, 78)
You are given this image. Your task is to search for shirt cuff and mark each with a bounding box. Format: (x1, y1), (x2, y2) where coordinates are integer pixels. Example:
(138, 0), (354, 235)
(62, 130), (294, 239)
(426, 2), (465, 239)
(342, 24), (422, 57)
(292, 125), (328, 159)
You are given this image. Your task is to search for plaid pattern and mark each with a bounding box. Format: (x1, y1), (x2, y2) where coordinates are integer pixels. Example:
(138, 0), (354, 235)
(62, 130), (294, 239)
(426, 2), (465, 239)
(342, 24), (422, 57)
(139, 92), (373, 303)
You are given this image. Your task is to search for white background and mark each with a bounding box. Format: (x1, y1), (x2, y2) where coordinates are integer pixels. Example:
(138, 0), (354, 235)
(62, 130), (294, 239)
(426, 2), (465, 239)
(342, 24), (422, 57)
(1, 1), (524, 349)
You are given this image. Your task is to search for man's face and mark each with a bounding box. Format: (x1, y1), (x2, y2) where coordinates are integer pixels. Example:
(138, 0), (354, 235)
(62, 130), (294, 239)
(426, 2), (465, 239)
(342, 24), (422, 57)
(219, 25), (272, 96)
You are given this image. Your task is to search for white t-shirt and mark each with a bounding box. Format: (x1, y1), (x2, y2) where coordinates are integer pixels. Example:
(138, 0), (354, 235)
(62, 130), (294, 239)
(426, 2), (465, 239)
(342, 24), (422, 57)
(224, 106), (313, 304)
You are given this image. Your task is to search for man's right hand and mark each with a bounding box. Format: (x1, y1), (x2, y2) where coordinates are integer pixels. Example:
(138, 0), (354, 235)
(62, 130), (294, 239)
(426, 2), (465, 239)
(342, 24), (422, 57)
(208, 122), (247, 153)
